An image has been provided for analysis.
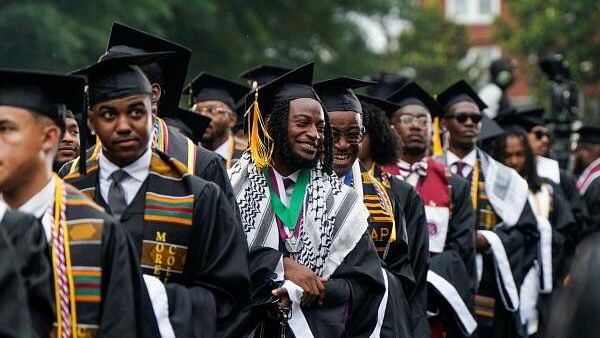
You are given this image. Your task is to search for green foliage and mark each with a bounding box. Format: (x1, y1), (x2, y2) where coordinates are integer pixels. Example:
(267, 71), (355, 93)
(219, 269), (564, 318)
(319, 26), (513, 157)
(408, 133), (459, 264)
(379, 2), (472, 94)
(494, 0), (599, 121)
(0, 0), (470, 94)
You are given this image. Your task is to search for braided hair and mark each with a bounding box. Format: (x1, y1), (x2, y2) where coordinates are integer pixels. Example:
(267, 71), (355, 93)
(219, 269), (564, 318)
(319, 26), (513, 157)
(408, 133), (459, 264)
(492, 126), (542, 192)
(361, 102), (400, 165)
(268, 99), (333, 174)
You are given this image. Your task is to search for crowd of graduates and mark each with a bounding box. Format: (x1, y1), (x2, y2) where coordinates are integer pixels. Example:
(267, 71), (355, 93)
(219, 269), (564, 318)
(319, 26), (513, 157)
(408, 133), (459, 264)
(0, 22), (598, 338)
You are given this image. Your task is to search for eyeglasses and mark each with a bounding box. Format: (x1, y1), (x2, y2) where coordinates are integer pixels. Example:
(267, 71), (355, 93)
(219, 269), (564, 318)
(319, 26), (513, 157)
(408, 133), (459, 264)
(194, 106), (232, 117)
(332, 127), (365, 144)
(398, 115), (429, 128)
(532, 129), (550, 140)
(445, 113), (483, 124)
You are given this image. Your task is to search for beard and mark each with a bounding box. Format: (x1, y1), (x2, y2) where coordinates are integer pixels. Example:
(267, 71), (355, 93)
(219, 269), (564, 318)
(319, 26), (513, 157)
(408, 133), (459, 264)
(276, 138), (320, 170)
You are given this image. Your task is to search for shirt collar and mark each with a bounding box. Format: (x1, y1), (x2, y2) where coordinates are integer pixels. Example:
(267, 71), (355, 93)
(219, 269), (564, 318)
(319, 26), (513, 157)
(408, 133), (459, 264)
(214, 136), (231, 160)
(99, 148), (152, 183)
(272, 167), (300, 183)
(17, 177), (55, 218)
(447, 148), (477, 168)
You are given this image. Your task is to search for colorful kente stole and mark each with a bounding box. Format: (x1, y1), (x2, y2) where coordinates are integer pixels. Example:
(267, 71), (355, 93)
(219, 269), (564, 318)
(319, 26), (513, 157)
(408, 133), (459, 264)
(65, 151), (194, 284)
(50, 176), (106, 337)
(361, 166), (396, 257)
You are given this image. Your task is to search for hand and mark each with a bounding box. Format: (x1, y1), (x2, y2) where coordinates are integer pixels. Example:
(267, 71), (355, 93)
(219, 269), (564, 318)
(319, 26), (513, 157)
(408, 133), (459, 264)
(271, 287), (290, 309)
(476, 233), (490, 252)
(283, 257), (328, 306)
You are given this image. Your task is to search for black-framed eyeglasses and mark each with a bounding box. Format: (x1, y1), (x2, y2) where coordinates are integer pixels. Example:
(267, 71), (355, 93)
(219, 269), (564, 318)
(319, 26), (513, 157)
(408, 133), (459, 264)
(445, 113), (483, 124)
(398, 115), (430, 128)
(332, 127), (365, 144)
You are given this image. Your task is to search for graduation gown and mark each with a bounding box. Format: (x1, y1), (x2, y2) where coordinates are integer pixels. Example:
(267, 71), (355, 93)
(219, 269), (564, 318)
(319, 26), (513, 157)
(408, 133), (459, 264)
(372, 165), (428, 338)
(232, 155), (385, 337)
(0, 210), (53, 337)
(577, 158), (600, 236)
(64, 150), (252, 338)
(0, 210), (39, 338)
(383, 160), (476, 337)
(462, 152), (538, 338)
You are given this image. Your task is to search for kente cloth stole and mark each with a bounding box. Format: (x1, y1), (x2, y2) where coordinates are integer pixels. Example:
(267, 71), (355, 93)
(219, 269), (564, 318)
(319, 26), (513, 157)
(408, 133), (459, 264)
(52, 179), (106, 337)
(361, 167), (396, 254)
(153, 117), (197, 175)
(67, 151), (195, 284)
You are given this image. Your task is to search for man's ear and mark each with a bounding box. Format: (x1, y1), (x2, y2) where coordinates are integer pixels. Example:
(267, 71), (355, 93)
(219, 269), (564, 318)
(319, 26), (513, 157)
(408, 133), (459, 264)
(228, 112), (237, 128)
(87, 113), (95, 136)
(40, 124), (61, 153)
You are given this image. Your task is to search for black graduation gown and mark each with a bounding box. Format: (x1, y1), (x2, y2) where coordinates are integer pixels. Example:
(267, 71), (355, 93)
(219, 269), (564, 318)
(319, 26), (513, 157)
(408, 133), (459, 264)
(0, 213), (40, 338)
(248, 232), (385, 337)
(66, 152), (251, 338)
(558, 170), (590, 243)
(581, 178), (600, 236)
(1, 211), (53, 337)
(544, 232), (600, 338)
(429, 175), (477, 338)
(388, 177), (430, 338)
(535, 180), (576, 335)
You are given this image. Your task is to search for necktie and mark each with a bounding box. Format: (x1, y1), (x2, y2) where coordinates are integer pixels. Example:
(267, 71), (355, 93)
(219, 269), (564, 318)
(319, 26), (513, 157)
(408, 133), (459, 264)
(283, 177), (295, 190)
(108, 170), (129, 219)
(455, 161), (466, 178)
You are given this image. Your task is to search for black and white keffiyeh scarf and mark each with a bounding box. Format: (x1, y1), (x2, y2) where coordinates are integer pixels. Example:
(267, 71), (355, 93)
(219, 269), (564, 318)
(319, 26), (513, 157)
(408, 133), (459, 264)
(229, 152), (369, 277)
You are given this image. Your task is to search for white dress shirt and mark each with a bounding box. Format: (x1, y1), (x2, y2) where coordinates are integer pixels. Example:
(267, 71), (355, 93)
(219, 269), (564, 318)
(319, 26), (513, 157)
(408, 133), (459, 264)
(271, 168), (300, 208)
(447, 149), (477, 178)
(16, 177), (55, 241)
(99, 149), (152, 206)
(214, 136), (230, 160)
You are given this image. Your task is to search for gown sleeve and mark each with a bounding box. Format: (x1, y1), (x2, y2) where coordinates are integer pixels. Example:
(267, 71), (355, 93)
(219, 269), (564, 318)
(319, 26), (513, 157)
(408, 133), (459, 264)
(582, 179), (600, 236)
(165, 182), (251, 338)
(98, 219), (153, 338)
(390, 178), (430, 337)
(0, 224), (35, 338)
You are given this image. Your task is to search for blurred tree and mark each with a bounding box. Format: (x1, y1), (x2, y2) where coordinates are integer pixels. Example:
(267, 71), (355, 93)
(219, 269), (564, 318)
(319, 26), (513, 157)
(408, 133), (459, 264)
(376, 2), (472, 95)
(494, 0), (600, 122)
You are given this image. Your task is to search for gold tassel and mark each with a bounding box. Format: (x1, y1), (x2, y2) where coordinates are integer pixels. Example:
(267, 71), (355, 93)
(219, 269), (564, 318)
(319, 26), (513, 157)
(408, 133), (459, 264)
(432, 116), (443, 157)
(248, 89), (273, 169)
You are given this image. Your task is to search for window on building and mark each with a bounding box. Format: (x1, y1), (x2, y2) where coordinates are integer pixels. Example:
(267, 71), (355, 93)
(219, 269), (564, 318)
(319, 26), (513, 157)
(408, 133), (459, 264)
(446, 0), (501, 25)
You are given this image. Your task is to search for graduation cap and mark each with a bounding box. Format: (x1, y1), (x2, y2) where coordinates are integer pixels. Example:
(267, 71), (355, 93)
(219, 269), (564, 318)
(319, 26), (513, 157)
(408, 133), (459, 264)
(73, 52), (174, 107)
(102, 22), (192, 117)
(479, 115), (505, 141)
(356, 94), (400, 118)
(244, 62), (319, 168)
(0, 69), (85, 133)
(387, 82), (445, 156)
(313, 77), (375, 114)
(0, 69), (87, 172)
(437, 80), (487, 112)
(239, 64), (292, 88)
(365, 72), (411, 98)
(183, 72), (249, 111)
(233, 102), (247, 133)
(577, 126), (600, 145)
(163, 108), (212, 144)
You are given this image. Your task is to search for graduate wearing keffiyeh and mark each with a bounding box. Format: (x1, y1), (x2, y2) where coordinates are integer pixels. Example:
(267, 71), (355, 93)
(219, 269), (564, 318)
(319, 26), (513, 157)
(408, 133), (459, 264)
(231, 64), (385, 337)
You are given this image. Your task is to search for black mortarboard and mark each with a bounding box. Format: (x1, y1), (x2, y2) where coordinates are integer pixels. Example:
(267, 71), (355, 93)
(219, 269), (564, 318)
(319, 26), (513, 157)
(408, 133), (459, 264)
(387, 82), (444, 118)
(73, 52), (174, 107)
(479, 115), (505, 141)
(244, 62), (319, 168)
(102, 22), (192, 117)
(239, 64), (292, 87)
(163, 108), (212, 144)
(519, 107), (545, 128)
(356, 94), (401, 119)
(577, 126), (600, 145)
(437, 80), (487, 112)
(0, 69), (85, 133)
(313, 77), (375, 114)
(365, 72), (411, 98)
(244, 62), (319, 116)
(183, 72), (249, 110)
(494, 108), (543, 132)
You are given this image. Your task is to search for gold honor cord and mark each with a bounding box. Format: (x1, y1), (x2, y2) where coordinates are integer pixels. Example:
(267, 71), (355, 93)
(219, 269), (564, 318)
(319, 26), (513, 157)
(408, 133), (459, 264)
(471, 161), (480, 210)
(51, 175), (77, 337)
(225, 135), (235, 169)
